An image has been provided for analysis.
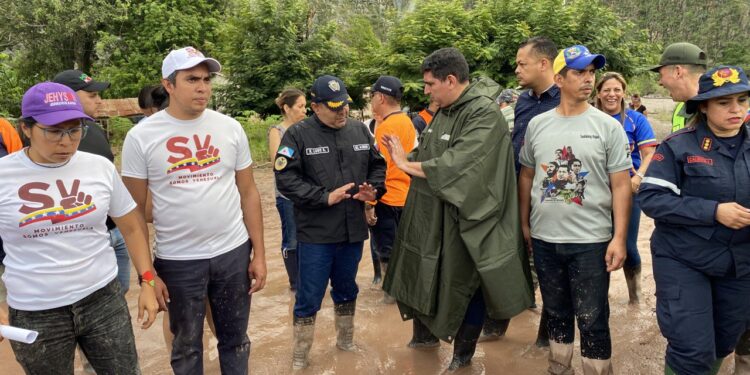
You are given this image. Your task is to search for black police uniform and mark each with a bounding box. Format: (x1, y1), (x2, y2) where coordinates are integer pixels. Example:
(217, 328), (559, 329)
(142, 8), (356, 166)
(639, 123), (750, 374)
(275, 115), (386, 244)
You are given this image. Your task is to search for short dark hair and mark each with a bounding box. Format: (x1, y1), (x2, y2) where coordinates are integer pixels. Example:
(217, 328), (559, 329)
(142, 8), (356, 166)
(138, 85), (157, 109)
(570, 158), (582, 166)
(421, 48), (470, 83)
(519, 36), (558, 62)
(151, 86), (169, 110)
(138, 85), (169, 110)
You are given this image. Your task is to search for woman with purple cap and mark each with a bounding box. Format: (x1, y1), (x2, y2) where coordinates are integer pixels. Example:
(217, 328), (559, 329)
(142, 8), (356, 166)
(639, 66), (750, 375)
(0, 82), (159, 374)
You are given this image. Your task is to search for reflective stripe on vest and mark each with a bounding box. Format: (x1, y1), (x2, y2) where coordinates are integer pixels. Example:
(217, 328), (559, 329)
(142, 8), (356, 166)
(672, 102), (686, 133)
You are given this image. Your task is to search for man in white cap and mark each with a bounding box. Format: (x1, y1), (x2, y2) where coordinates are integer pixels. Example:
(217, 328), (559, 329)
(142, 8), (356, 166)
(121, 46), (266, 375)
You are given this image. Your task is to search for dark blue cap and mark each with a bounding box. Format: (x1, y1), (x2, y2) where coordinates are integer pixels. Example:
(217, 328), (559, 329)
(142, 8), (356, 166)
(371, 75), (403, 100)
(311, 75), (352, 111)
(686, 65), (750, 114)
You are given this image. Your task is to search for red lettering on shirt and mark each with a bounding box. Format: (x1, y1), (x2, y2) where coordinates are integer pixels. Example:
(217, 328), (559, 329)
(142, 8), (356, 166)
(686, 155), (713, 165)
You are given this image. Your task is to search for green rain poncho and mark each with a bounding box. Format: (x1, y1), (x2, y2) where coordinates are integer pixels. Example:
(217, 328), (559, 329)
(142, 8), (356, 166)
(383, 77), (533, 341)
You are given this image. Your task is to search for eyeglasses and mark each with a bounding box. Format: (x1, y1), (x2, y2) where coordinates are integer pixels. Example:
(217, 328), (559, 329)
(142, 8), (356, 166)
(38, 124), (88, 142)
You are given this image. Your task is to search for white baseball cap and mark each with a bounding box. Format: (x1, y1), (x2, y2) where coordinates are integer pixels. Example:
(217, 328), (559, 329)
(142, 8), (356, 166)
(161, 46), (222, 79)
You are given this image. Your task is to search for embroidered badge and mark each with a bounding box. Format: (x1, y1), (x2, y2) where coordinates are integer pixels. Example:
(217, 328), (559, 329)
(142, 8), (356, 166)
(353, 144), (370, 151)
(440, 134), (450, 141)
(701, 137), (712, 151)
(274, 156), (288, 171)
(328, 80), (341, 92)
(305, 146), (330, 155)
(711, 67), (740, 87)
(277, 146), (294, 158)
(652, 153), (665, 162)
(565, 46), (582, 59)
(687, 155), (714, 165)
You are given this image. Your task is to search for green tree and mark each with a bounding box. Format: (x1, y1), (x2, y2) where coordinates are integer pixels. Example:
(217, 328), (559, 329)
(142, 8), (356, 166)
(0, 0), (124, 81)
(217, 0), (352, 115)
(94, 0), (225, 98)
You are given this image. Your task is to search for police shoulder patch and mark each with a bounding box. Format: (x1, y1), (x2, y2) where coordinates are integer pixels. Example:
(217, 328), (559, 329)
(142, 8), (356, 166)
(274, 156), (288, 171)
(277, 146), (294, 158)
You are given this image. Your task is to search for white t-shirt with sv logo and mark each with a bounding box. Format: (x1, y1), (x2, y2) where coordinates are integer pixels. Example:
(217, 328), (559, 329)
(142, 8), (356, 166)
(0, 151), (136, 311)
(121, 109), (253, 260)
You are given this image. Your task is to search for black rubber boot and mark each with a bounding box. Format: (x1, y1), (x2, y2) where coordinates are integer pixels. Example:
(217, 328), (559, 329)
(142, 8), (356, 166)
(407, 318), (440, 349)
(371, 246), (382, 285)
(535, 309), (550, 348)
(478, 317), (510, 342)
(282, 248), (298, 291)
(448, 322), (483, 371)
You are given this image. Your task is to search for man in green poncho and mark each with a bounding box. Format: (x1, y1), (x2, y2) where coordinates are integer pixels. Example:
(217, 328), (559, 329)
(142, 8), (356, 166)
(381, 47), (533, 371)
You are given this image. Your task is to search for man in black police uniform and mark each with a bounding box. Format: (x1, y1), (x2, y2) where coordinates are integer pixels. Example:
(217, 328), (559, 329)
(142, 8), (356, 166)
(274, 75), (386, 370)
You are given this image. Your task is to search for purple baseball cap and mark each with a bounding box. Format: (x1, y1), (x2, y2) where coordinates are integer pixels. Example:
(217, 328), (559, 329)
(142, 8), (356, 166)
(22, 82), (93, 126)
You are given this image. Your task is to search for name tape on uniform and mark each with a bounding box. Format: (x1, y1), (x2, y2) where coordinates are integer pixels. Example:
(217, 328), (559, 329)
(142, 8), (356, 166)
(353, 144), (370, 151)
(306, 146), (330, 155)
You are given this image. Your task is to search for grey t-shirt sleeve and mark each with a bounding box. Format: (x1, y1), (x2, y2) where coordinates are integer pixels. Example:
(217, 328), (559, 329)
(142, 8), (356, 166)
(606, 122), (632, 173)
(518, 119), (535, 169)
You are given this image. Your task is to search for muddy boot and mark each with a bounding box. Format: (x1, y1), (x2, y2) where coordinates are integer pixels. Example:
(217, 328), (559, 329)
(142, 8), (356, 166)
(477, 317), (510, 343)
(582, 357), (613, 375)
(282, 248), (298, 291)
(292, 315), (316, 370)
(536, 309), (551, 348)
(334, 301), (356, 351)
(548, 341), (575, 375)
(380, 262), (396, 304)
(623, 264), (642, 305)
(447, 323), (483, 371)
(408, 318), (440, 349)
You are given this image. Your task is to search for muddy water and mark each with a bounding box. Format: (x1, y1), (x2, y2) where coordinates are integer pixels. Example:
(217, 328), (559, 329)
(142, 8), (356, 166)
(0, 163), (739, 374)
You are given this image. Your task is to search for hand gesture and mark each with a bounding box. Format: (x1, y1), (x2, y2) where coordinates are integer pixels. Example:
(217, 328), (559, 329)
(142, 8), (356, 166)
(716, 202), (750, 229)
(381, 134), (407, 167)
(194, 134), (220, 160)
(353, 183), (377, 202)
(248, 256), (267, 294)
(328, 183), (354, 206)
(57, 180), (92, 209)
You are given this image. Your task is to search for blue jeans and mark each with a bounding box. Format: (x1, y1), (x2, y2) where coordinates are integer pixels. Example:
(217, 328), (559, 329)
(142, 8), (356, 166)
(109, 227), (131, 295)
(275, 197), (297, 251)
(9, 280), (138, 374)
(294, 241), (363, 318)
(653, 251), (750, 374)
(154, 241), (252, 375)
(533, 239), (612, 359)
(625, 195), (642, 269)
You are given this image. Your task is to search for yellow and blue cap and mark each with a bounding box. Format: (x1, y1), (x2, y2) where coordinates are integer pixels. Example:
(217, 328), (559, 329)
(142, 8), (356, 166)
(553, 45), (606, 74)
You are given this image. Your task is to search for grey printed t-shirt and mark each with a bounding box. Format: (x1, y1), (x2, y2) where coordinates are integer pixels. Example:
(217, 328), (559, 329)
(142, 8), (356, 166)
(519, 106), (631, 243)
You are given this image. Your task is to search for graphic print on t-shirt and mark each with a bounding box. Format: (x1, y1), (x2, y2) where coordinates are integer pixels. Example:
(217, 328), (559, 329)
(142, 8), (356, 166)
(538, 145), (589, 206)
(166, 134), (221, 174)
(17, 179), (96, 228)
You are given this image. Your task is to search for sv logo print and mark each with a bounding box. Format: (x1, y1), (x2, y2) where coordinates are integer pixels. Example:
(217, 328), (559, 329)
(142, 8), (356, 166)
(18, 179), (97, 227)
(166, 134), (221, 174)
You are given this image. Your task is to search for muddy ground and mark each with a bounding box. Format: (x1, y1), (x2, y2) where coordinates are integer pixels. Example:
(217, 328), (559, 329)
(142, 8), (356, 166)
(1, 99), (741, 374)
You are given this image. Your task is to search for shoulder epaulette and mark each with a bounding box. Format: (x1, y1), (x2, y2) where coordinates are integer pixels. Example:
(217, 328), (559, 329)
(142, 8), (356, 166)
(663, 126), (696, 142)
